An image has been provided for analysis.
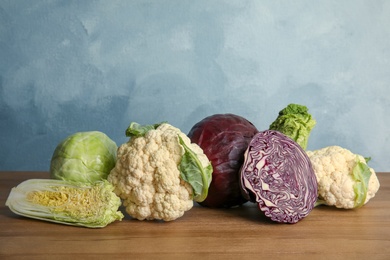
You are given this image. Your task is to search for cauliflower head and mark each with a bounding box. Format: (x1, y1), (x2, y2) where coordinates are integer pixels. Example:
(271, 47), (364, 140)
(307, 146), (380, 209)
(108, 123), (211, 221)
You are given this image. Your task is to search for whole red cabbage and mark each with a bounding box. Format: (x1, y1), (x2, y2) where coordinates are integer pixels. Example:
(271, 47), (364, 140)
(240, 130), (317, 223)
(188, 114), (259, 208)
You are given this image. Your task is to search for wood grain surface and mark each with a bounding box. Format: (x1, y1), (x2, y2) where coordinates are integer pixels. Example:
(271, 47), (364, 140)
(1, 171), (389, 259)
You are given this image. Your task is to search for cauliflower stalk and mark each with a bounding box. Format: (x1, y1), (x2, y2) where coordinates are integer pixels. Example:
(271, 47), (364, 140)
(108, 122), (212, 221)
(307, 146), (380, 209)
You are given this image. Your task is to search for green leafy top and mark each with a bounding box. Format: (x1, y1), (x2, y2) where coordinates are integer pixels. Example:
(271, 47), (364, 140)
(269, 103), (316, 150)
(125, 122), (165, 138)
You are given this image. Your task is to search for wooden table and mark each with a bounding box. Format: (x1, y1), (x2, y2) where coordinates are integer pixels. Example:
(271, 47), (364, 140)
(1, 171), (389, 259)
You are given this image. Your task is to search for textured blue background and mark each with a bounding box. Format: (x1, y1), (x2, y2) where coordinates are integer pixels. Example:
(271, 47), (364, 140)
(1, 1), (389, 171)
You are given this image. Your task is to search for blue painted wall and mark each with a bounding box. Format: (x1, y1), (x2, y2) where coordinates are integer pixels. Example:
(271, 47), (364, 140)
(1, 1), (389, 171)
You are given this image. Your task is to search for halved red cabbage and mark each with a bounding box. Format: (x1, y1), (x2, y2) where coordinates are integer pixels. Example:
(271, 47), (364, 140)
(240, 130), (317, 223)
(188, 114), (259, 208)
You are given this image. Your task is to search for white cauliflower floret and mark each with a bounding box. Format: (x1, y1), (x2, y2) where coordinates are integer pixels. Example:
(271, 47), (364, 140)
(307, 146), (380, 209)
(108, 123), (211, 221)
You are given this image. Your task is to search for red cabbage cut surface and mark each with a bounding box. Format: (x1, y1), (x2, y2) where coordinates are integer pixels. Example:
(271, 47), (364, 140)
(240, 130), (317, 223)
(188, 114), (259, 208)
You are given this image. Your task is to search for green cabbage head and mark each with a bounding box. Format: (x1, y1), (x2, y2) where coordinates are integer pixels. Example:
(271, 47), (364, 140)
(269, 103), (316, 150)
(50, 131), (117, 183)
